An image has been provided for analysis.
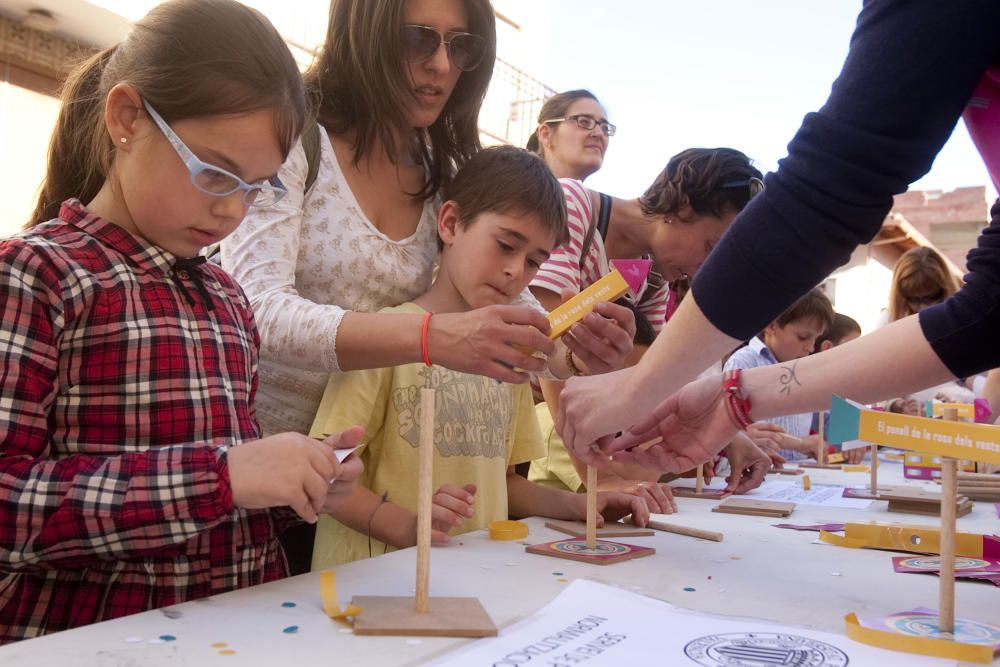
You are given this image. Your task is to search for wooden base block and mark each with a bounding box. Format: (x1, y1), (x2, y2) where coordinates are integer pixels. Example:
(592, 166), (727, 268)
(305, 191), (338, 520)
(887, 498), (973, 518)
(671, 487), (730, 500)
(712, 498), (795, 518)
(842, 485), (903, 500)
(350, 596), (497, 637)
(545, 519), (654, 538)
(525, 538), (655, 565)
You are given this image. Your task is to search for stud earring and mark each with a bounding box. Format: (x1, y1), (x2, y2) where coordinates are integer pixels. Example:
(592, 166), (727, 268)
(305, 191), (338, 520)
(119, 137), (127, 144)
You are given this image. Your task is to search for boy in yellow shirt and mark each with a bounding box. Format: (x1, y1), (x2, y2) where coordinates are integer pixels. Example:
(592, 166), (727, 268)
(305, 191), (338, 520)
(310, 147), (650, 569)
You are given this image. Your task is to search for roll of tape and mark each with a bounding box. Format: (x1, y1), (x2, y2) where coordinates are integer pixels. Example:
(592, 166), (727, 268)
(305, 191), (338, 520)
(489, 519), (529, 540)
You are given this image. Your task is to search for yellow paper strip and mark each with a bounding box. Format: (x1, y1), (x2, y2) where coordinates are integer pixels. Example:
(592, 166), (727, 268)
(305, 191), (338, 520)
(856, 410), (1000, 465)
(827, 452), (846, 464)
(845, 612), (994, 664)
(843, 523), (986, 558)
(546, 270), (629, 339)
(320, 571), (363, 624)
(842, 464), (869, 473)
(819, 530), (867, 549)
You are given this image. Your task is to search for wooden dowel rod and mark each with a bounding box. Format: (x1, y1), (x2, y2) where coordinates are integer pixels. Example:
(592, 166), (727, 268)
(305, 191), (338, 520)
(644, 518), (724, 542)
(939, 406), (959, 635)
(818, 412), (827, 464)
(869, 444), (878, 493)
(586, 466), (597, 549)
(695, 463), (704, 494)
(414, 387), (434, 614)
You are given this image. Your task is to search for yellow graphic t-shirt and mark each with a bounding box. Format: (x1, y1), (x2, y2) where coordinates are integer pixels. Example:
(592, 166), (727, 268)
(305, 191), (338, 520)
(527, 402), (584, 493)
(310, 303), (545, 569)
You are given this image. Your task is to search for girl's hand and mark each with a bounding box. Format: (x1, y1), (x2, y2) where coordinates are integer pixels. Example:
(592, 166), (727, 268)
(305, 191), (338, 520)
(596, 477), (677, 515)
(228, 432), (339, 524)
(431, 307), (554, 384)
(319, 426), (365, 514)
(722, 436), (771, 493)
(429, 483), (476, 545)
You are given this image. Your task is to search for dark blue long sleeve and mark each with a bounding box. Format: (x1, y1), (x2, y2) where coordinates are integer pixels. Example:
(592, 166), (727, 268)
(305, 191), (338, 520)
(692, 0), (1000, 360)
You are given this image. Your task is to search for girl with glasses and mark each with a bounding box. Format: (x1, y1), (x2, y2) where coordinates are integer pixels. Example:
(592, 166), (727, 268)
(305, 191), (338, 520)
(221, 0), (638, 575)
(3, 0), (363, 643)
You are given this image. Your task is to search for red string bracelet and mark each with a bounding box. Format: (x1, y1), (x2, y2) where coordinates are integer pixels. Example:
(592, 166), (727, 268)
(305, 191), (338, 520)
(421, 312), (433, 367)
(722, 368), (753, 430)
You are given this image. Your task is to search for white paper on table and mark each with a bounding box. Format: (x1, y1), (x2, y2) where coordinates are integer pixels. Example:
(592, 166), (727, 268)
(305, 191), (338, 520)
(671, 478), (872, 509)
(428, 579), (954, 666)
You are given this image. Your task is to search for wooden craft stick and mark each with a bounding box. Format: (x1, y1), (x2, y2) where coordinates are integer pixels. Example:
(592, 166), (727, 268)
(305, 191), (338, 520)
(695, 463), (704, 494)
(415, 387), (434, 614)
(586, 465), (597, 549)
(780, 433), (804, 446)
(869, 444), (878, 493)
(817, 412), (826, 464)
(640, 518), (724, 542)
(939, 407), (959, 634)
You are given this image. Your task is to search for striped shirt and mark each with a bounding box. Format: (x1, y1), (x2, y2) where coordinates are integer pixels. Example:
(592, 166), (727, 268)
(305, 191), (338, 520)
(723, 337), (814, 461)
(0, 200), (293, 643)
(530, 179), (671, 332)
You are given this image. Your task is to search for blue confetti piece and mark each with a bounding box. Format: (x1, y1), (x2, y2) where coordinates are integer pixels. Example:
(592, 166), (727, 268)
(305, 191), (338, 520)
(281, 601), (296, 608)
(282, 626), (299, 634)
(683, 587), (696, 592)
(159, 634), (176, 642)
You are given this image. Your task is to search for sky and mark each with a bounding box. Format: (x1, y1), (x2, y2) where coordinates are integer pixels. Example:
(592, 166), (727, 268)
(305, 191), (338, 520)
(539, 0), (995, 200)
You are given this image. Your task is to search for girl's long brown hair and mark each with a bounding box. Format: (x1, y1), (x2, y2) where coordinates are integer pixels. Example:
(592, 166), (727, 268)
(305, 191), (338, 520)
(30, 0), (307, 226)
(888, 246), (961, 322)
(305, 0), (497, 200)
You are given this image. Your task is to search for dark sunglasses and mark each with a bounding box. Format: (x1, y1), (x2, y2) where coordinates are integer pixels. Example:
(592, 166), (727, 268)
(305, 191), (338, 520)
(720, 176), (765, 198)
(400, 24), (486, 72)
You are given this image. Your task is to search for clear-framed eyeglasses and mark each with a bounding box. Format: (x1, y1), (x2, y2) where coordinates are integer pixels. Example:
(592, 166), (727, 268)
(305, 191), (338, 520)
(544, 114), (617, 137)
(143, 100), (287, 208)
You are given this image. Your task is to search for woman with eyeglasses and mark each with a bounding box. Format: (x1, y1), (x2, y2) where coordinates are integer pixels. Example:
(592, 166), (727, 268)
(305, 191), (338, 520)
(220, 0), (636, 574)
(554, 0), (1000, 477)
(527, 89), (614, 182)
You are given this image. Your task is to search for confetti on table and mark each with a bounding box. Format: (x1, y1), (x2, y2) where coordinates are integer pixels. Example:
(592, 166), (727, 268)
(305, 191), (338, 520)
(124, 637), (143, 643)
(557, 578), (569, 583)
(831, 571), (843, 577)
(684, 587), (696, 592)
(338, 628), (353, 634)
(730, 556), (741, 560)
(159, 635), (176, 642)
(282, 626), (299, 634)
(504, 562), (518, 567)
(147, 638), (164, 645)
(552, 572), (563, 576)
(281, 601), (296, 608)
(405, 639), (423, 646)
(219, 649), (237, 656)
(211, 642), (228, 648)
(712, 558), (727, 563)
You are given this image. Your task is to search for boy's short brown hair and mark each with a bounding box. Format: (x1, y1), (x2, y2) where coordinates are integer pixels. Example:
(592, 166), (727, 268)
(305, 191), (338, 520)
(776, 287), (834, 330)
(441, 146), (568, 247)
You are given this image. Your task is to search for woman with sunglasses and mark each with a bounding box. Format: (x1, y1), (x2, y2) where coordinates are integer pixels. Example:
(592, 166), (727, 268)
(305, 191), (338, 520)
(554, 0), (1000, 476)
(220, 0), (636, 574)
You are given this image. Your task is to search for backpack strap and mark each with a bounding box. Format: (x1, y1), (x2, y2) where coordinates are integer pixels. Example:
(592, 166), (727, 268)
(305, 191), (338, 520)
(301, 117), (322, 194)
(579, 192), (613, 267)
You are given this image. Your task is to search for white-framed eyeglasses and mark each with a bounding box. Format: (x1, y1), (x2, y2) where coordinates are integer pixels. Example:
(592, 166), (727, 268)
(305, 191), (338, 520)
(143, 100), (287, 208)
(544, 114), (617, 137)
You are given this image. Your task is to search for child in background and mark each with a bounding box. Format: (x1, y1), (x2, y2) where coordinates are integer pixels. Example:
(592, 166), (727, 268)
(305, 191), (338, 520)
(812, 313), (865, 463)
(0, 0), (362, 643)
(723, 288), (834, 461)
(310, 147), (650, 569)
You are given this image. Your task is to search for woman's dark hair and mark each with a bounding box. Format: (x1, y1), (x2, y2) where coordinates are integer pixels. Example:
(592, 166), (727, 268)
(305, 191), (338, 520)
(526, 89), (600, 156)
(639, 147), (763, 222)
(305, 0), (497, 200)
(31, 0), (306, 226)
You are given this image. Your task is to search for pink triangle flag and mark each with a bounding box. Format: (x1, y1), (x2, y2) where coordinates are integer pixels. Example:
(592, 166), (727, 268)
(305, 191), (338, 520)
(609, 259), (652, 295)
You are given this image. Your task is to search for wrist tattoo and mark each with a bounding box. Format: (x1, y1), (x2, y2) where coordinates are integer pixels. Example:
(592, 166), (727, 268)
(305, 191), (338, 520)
(778, 361), (801, 396)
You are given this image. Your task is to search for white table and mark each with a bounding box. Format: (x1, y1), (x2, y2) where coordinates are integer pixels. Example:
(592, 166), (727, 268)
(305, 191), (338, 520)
(1, 462), (997, 665)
